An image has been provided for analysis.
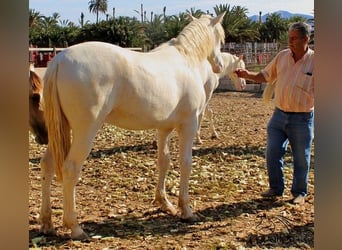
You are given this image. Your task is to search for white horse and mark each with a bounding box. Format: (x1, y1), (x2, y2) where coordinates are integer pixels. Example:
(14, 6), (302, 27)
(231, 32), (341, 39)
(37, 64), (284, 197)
(39, 13), (226, 239)
(195, 52), (246, 144)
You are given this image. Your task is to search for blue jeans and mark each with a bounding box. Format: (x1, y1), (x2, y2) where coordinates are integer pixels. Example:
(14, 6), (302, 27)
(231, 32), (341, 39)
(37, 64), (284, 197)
(266, 108), (314, 197)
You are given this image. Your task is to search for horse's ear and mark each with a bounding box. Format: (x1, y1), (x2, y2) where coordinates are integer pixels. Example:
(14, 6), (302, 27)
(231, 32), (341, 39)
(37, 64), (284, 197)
(187, 13), (196, 21)
(239, 54), (244, 60)
(29, 62), (35, 72)
(211, 11), (226, 25)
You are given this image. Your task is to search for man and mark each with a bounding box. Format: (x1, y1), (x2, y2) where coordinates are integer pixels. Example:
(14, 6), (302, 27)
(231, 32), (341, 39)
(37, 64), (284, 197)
(235, 22), (314, 204)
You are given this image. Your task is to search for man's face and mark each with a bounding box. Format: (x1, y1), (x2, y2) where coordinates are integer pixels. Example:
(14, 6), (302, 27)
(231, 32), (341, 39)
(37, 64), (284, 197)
(288, 30), (308, 52)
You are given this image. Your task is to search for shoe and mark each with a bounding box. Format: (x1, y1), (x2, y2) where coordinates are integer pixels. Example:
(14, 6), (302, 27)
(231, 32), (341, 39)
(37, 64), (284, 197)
(261, 189), (283, 198)
(292, 194), (305, 204)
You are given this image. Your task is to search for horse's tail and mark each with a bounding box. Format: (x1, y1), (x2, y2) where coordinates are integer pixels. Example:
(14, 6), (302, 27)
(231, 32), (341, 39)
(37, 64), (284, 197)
(263, 81), (276, 104)
(43, 59), (71, 182)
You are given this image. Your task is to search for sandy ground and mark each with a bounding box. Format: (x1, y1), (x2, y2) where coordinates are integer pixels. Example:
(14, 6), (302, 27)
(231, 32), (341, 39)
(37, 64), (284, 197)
(29, 91), (314, 249)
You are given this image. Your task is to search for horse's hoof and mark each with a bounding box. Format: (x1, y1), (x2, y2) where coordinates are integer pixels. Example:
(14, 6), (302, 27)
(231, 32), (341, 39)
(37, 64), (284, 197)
(152, 198), (177, 216)
(39, 226), (56, 236)
(211, 133), (219, 139)
(71, 230), (89, 240)
(180, 214), (198, 223)
(194, 139), (203, 145)
(162, 205), (177, 216)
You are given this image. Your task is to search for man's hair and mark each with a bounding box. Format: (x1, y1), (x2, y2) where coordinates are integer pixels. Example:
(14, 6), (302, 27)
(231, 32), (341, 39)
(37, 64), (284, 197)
(289, 22), (312, 38)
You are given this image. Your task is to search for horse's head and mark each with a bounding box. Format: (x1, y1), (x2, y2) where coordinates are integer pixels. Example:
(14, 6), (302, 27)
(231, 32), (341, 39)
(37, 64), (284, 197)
(206, 12), (226, 74)
(29, 70), (48, 145)
(229, 54), (247, 91)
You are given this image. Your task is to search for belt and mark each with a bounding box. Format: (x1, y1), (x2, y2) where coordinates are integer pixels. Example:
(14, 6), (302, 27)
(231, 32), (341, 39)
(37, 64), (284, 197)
(276, 107), (313, 115)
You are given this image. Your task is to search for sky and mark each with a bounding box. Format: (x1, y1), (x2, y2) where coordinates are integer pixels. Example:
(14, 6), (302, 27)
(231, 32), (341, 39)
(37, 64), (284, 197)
(29, 0), (314, 25)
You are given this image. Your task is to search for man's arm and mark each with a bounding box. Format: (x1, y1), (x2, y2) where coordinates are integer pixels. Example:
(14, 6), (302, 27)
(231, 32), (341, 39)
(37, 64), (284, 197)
(235, 69), (266, 83)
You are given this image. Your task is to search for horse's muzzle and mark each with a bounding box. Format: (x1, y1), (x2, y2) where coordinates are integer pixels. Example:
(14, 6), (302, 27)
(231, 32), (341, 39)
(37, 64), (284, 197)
(212, 63), (223, 74)
(32, 125), (49, 145)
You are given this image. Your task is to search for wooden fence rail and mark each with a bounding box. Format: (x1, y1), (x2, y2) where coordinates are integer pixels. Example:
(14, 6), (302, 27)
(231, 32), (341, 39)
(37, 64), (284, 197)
(29, 46), (142, 67)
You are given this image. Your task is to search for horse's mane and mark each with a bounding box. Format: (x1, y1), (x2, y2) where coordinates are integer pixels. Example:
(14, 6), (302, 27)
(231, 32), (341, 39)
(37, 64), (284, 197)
(30, 70), (43, 91)
(169, 15), (225, 64)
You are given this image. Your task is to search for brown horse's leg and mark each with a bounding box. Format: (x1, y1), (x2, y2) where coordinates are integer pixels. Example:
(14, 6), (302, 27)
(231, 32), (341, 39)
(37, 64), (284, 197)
(39, 147), (56, 235)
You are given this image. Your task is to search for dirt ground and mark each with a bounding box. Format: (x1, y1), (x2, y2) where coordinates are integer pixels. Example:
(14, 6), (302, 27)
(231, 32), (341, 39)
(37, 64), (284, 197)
(29, 91), (314, 249)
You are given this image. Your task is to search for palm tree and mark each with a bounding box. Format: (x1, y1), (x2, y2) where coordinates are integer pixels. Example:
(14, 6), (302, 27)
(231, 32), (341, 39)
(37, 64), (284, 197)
(145, 14), (166, 48)
(40, 15), (60, 47)
(80, 12), (85, 27)
(163, 6), (166, 21)
(164, 13), (189, 40)
(186, 7), (205, 18)
(214, 4), (258, 42)
(88, 0), (108, 24)
(60, 19), (71, 27)
(51, 12), (60, 22)
(29, 9), (43, 28)
(259, 13), (288, 42)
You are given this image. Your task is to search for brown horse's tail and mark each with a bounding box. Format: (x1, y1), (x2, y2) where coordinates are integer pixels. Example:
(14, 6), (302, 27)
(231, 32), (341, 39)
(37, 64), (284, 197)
(43, 59), (70, 182)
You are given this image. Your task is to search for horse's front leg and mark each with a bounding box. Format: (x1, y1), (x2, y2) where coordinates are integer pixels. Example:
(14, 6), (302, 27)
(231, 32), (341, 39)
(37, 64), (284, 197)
(153, 129), (177, 215)
(177, 120), (198, 221)
(39, 147), (56, 235)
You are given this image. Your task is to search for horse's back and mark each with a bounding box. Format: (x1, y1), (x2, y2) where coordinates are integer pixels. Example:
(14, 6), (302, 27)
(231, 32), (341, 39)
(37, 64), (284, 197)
(54, 42), (132, 81)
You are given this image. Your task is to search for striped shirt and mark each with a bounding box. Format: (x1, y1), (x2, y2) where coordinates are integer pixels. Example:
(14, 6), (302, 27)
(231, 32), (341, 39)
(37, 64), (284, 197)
(261, 48), (314, 112)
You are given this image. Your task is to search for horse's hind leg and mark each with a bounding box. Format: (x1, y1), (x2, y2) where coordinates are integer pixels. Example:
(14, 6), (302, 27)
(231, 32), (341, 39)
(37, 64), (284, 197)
(195, 109), (204, 145)
(207, 104), (219, 139)
(153, 129), (177, 215)
(62, 128), (98, 240)
(39, 146), (56, 235)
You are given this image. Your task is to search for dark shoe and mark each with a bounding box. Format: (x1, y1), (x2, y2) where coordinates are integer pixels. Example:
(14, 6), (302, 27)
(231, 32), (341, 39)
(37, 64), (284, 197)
(292, 194), (305, 204)
(261, 189), (283, 198)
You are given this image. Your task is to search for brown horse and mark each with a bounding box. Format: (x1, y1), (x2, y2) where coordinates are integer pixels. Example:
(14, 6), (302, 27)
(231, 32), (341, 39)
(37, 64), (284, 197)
(29, 69), (48, 144)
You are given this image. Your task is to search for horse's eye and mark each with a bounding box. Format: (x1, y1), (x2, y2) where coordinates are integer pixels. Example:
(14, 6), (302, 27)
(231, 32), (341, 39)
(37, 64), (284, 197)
(30, 93), (40, 103)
